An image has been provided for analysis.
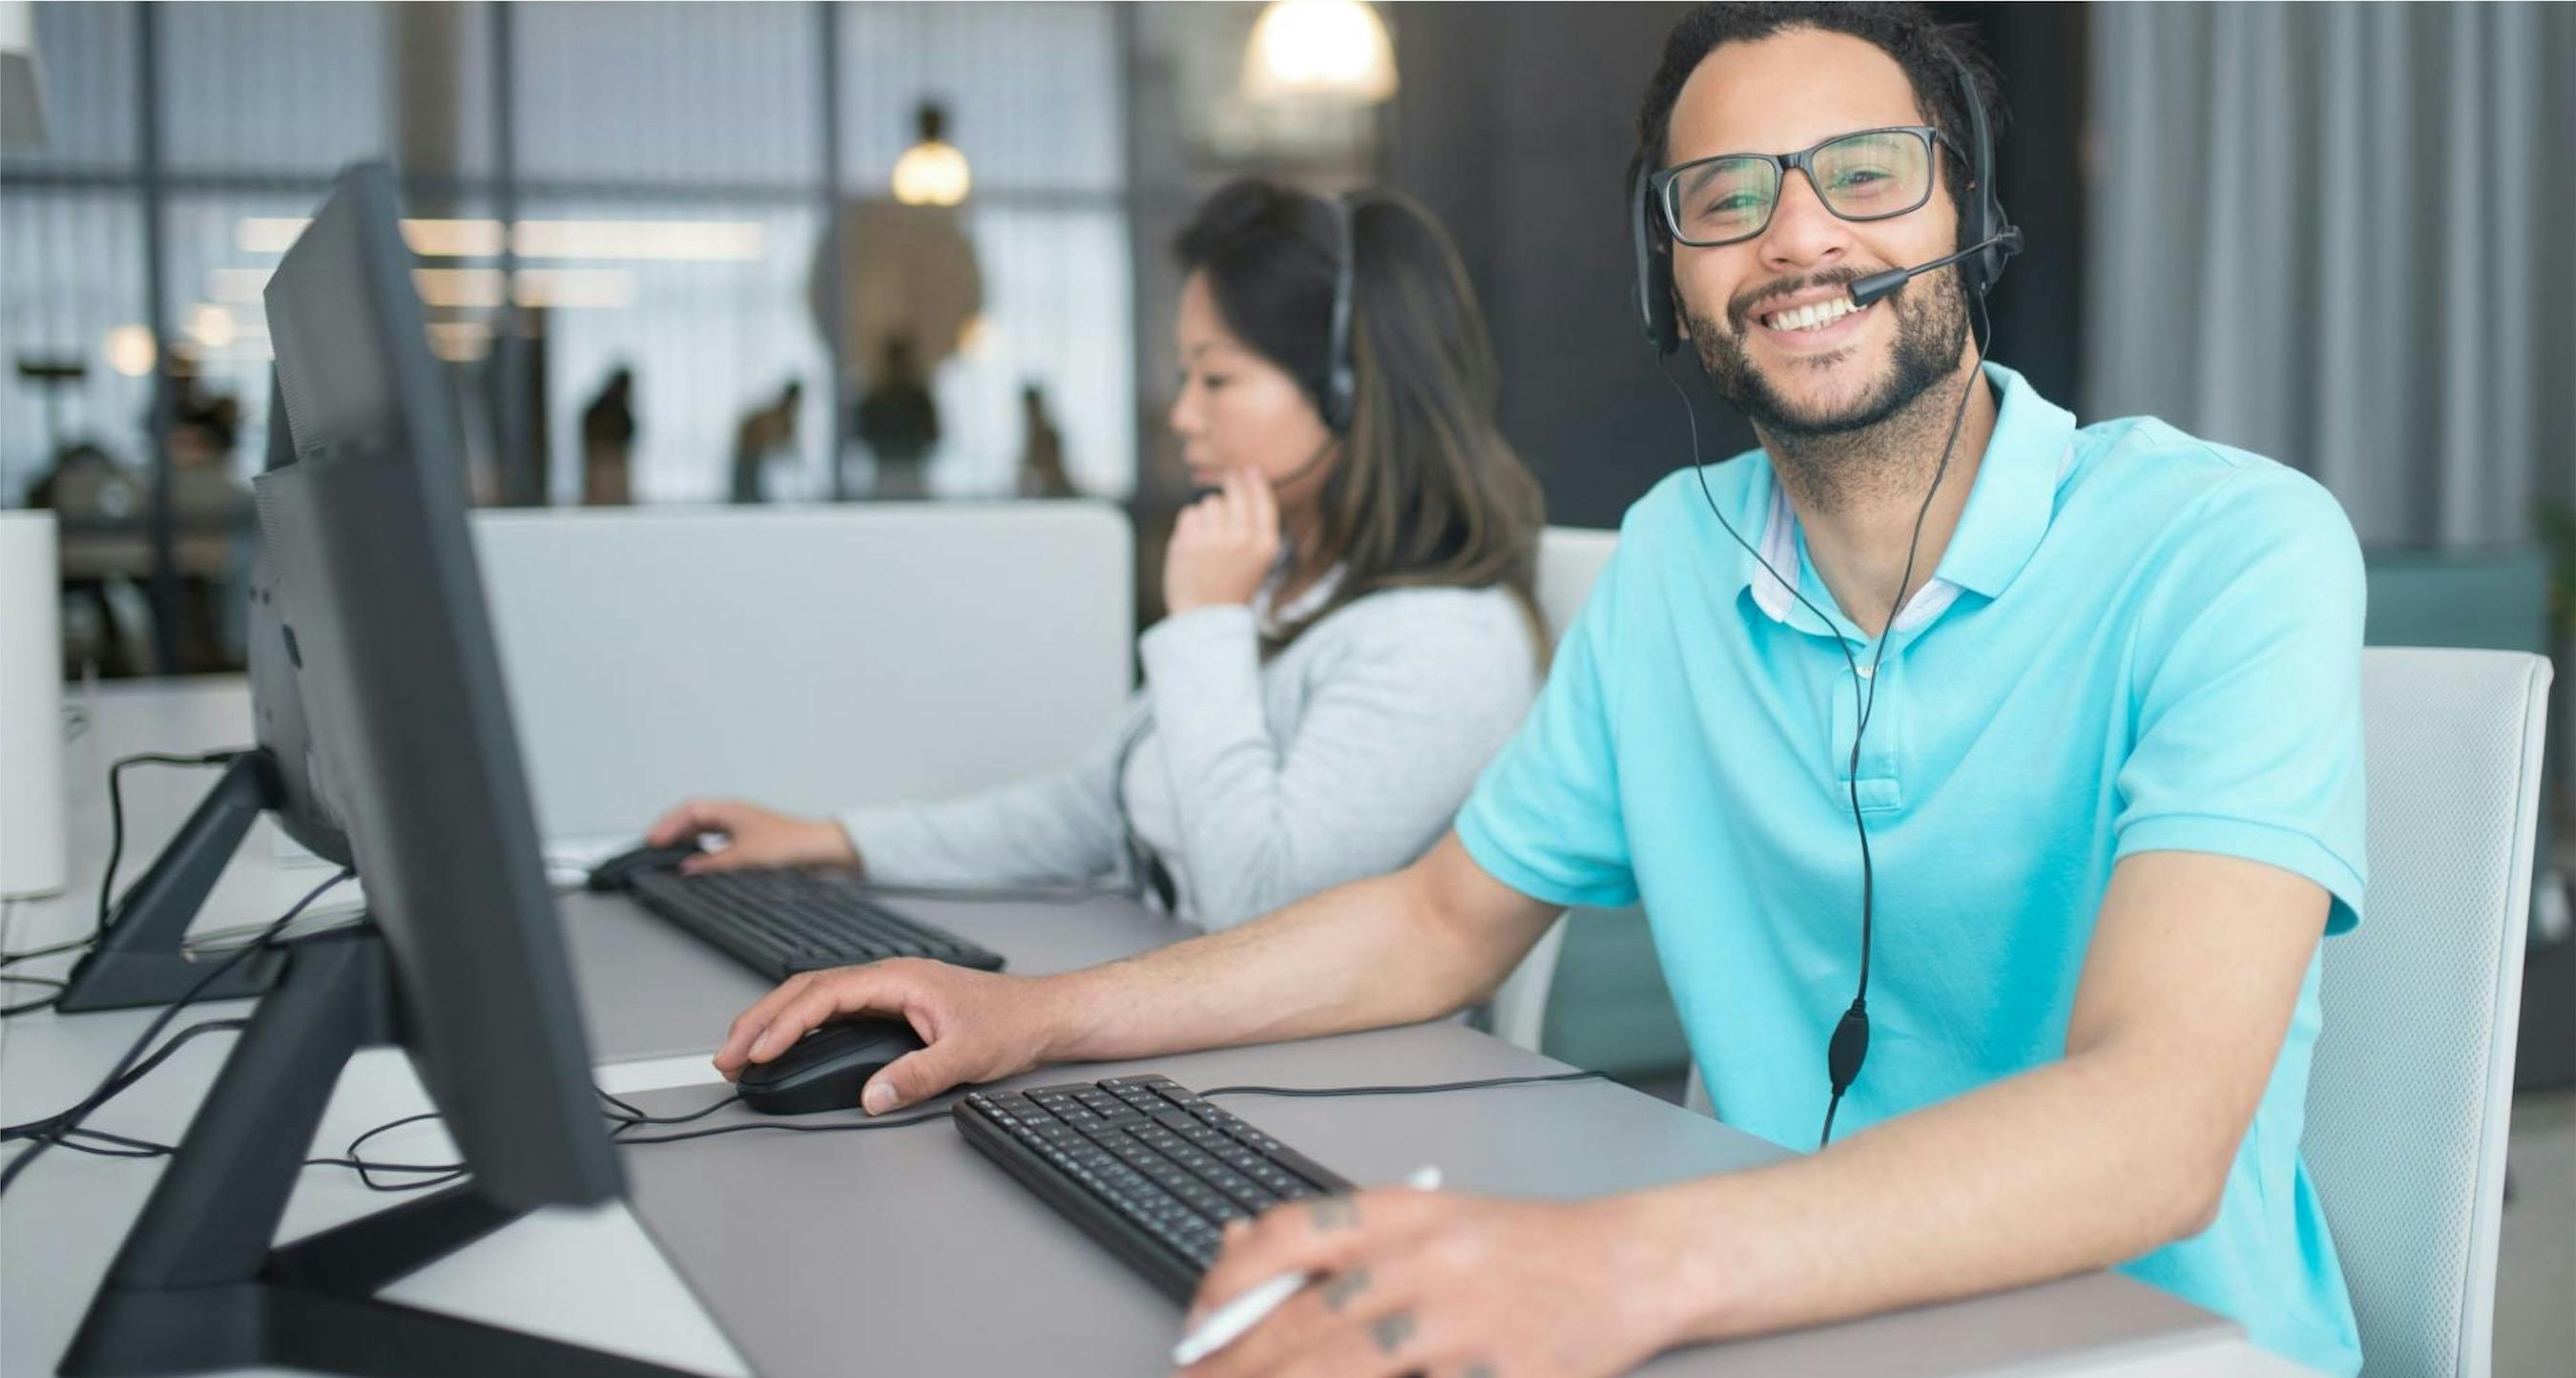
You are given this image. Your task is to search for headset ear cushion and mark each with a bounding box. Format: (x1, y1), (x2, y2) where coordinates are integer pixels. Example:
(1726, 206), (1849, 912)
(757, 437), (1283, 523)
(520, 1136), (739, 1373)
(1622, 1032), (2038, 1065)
(1650, 253), (1679, 354)
(1969, 198), (1997, 298)
(1322, 194), (1358, 431)
(1630, 162), (1681, 355)
(1953, 61), (2010, 298)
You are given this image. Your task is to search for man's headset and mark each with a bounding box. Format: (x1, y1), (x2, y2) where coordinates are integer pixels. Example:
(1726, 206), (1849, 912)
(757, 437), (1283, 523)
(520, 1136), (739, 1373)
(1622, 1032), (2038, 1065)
(1631, 62), (2021, 352)
(1628, 58), (2021, 1148)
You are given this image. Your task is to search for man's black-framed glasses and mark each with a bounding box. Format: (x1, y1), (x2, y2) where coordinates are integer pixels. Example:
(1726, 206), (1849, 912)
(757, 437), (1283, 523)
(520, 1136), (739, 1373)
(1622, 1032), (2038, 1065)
(1652, 126), (1959, 247)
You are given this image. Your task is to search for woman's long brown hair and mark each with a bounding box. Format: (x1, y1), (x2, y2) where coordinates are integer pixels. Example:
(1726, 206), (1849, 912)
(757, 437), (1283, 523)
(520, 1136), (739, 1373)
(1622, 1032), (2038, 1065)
(1175, 179), (1548, 658)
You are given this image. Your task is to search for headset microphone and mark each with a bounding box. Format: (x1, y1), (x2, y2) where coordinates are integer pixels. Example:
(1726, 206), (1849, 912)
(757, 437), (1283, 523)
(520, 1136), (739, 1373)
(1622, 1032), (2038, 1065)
(1846, 227), (2025, 309)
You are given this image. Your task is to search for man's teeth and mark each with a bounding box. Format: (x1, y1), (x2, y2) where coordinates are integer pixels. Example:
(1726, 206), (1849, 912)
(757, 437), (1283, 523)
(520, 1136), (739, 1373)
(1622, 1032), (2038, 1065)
(1765, 298), (1863, 332)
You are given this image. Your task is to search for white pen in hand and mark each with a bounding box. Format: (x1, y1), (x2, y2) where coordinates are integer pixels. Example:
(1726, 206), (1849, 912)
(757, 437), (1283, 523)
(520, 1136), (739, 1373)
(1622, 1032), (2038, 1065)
(1169, 1164), (1443, 1368)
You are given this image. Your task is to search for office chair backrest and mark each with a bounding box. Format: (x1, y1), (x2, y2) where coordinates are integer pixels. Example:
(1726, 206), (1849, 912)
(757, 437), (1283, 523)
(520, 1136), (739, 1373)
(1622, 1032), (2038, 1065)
(1532, 526), (1618, 642)
(2307, 647), (2551, 1378)
(472, 502), (1133, 842)
(1486, 526), (1621, 1051)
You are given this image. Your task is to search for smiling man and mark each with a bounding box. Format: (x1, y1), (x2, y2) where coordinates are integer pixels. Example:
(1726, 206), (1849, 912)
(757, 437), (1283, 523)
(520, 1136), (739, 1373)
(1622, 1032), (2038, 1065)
(706, 6), (2369, 1375)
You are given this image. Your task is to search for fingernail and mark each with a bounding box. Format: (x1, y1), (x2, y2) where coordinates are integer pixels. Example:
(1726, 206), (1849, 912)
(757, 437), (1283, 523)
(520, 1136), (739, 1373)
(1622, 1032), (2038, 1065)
(863, 1081), (897, 1115)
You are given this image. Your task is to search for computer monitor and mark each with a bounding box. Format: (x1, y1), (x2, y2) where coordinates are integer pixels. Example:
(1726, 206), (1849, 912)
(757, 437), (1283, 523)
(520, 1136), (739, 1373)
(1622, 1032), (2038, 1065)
(254, 163), (613, 1207)
(58, 162), (677, 1377)
(52, 379), (354, 1014)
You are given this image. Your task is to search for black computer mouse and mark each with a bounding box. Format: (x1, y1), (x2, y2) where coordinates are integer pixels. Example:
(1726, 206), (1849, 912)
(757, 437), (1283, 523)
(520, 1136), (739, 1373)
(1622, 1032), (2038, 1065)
(735, 1018), (927, 1116)
(587, 839), (701, 891)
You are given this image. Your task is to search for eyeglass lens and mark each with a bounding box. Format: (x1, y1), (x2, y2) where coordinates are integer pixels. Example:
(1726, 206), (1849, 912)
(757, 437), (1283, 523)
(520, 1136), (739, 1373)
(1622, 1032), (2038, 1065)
(1665, 129), (1935, 245)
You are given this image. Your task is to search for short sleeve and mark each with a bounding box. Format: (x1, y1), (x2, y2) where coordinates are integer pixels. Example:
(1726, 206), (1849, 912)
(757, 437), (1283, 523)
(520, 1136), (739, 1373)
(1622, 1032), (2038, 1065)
(1454, 537), (1639, 909)
(2113, 469), (2369, 933)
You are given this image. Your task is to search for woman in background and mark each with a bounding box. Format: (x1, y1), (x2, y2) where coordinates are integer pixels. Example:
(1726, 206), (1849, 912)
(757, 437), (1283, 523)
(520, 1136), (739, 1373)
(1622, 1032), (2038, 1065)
(645, 178), (1548, 928)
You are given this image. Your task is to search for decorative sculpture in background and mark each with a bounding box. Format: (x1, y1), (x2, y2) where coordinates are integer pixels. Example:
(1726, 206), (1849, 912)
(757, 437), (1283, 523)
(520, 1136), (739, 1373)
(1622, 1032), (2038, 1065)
(810, 198), (983, 498)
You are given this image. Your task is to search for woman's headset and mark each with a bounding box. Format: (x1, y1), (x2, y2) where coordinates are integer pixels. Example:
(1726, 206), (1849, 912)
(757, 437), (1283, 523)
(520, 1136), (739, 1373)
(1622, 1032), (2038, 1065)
(1321, 192), (1358, 433)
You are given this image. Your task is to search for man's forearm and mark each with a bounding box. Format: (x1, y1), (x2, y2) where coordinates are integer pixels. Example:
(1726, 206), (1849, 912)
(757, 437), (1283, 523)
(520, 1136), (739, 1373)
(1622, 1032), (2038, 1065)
(1033, 863), (1506, 1065)
(1616, 1046), (2230, 1346)
(1614, 855), (2322, 1347)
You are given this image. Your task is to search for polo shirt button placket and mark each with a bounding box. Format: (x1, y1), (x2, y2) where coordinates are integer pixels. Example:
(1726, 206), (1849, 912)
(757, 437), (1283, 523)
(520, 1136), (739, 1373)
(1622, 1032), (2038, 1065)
(1836, 649), (1904, 813)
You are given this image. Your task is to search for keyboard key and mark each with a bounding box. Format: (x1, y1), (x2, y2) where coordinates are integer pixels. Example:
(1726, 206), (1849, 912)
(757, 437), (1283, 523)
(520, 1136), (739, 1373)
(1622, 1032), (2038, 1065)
(629, 868), (1006, 980)
(954, 1075), (1355, 1302)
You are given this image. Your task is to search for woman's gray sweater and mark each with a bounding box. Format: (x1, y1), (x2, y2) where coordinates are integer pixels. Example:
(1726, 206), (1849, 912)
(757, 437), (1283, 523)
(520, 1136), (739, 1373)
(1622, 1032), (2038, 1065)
(839, 579), (1542, 928)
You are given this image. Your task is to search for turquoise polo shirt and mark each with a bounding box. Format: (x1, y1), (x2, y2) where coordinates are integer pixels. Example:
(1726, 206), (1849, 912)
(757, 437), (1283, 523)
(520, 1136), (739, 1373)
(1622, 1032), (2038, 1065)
(1458, 364), (2367, 1374)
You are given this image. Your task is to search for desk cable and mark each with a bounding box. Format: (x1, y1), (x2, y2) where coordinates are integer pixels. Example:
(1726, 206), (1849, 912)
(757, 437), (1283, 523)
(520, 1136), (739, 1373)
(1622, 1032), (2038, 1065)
(23, 1065), (1620, 1194)
(0, 866), (352, 1200)
(0, 749), (252, 1005)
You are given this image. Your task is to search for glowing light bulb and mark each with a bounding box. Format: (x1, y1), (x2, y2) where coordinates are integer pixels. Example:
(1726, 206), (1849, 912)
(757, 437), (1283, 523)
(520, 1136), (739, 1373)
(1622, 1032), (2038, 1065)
(1243, 0), (1398, 105)
(103, 324), (156, 377)
(891, 101), (970, 207)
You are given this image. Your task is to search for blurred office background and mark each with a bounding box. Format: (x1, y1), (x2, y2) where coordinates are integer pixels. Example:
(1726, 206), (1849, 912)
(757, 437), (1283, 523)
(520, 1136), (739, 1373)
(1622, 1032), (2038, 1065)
(2, 4), (2570, 1365)
(7, 1), (2568, 675)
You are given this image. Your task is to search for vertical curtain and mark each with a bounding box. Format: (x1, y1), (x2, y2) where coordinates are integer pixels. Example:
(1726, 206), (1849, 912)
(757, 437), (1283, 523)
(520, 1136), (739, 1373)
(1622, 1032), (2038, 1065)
(2085, 2), (2575, 548)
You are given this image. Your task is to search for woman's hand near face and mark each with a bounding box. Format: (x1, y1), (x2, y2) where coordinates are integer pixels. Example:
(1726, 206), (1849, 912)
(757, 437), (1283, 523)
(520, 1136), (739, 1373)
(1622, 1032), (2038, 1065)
(1164, 467), (1282, 614)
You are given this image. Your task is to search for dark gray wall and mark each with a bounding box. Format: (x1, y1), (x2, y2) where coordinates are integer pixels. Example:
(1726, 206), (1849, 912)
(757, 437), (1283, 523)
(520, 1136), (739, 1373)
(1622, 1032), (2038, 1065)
(1941, 3), (2086, 407)
(1391, 2), (1733, 531)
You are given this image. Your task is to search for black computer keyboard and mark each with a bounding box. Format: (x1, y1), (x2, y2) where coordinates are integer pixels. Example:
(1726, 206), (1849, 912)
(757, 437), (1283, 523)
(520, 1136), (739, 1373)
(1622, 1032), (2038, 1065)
(626, 867), (1006, 979)
(955, 1074), (1352, 1301)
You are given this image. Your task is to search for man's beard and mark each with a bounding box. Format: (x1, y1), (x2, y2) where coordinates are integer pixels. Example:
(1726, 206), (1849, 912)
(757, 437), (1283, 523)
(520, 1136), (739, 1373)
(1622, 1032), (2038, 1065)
(1686, 268), (1969, 443)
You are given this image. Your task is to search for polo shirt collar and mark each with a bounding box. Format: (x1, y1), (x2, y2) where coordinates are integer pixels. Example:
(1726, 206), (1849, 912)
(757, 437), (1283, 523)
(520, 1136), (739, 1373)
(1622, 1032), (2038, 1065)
(1743, 362), (2075, 637)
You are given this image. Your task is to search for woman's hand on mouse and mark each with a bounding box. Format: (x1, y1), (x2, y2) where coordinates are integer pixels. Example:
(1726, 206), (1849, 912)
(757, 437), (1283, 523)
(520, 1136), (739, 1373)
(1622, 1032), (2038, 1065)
(644, 798), (858, 875)
(712, 959), (1070, 1115)
(1164, 467), (1281, 614)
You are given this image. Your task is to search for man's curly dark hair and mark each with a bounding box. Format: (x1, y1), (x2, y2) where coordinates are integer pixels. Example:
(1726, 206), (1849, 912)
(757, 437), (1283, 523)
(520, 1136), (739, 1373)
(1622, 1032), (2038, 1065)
(1635, 3), (2005, 240)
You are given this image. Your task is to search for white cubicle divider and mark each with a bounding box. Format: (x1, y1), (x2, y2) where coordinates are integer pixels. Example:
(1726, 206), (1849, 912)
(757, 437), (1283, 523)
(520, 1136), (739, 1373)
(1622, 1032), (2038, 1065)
(469, 501), (1133, 846)
(0, 512), (67, 897)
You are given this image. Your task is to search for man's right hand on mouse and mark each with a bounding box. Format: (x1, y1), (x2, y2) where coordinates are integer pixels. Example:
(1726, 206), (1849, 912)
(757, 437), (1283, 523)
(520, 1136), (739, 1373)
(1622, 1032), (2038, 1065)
(712, 958), (1068, 1116)
(645, 797), (860, 875)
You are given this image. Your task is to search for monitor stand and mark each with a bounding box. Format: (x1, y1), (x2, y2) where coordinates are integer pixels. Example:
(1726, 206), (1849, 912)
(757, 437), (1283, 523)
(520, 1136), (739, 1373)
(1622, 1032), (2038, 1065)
(55, 925), (694, 1377)
(55, 752), (289, 1013)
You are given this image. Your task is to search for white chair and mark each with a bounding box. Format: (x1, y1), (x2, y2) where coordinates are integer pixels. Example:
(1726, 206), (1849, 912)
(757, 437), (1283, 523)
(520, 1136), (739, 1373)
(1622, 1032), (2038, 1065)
(2306, 647), (2552, 1378)
(1485, 526), (1618, 1053)
(471, 501), (1133, 843)
(1672, 648), (2554, 1378)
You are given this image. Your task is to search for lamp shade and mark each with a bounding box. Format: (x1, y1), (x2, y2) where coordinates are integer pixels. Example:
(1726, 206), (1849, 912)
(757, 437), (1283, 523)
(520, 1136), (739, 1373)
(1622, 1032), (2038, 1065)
(1, 0), (44, 149)
(1242, 0), (1398, 106)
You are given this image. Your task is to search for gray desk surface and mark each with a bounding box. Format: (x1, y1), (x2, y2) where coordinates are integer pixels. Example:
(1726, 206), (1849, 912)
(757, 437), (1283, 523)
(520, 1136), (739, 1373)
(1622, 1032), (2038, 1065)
(616, 1022), (2251, 1378)
(0, 678), (2314, 1377)
(560, 888), (1195, 1064)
